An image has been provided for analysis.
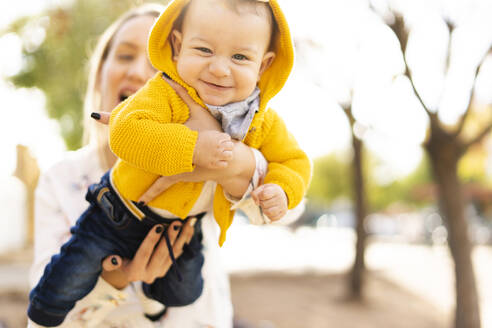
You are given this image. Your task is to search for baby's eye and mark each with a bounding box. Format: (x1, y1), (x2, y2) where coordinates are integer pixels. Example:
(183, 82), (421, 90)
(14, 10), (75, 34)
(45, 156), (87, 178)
(232, 54), (248, 61)
(196, 47), (212, 54)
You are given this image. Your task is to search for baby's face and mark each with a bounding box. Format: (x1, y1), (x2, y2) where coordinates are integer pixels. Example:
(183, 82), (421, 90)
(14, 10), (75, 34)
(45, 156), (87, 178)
(172, 0), (275, 106)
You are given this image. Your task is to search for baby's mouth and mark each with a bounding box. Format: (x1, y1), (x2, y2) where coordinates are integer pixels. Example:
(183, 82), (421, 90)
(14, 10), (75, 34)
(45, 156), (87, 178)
(202, 80), (231, 89)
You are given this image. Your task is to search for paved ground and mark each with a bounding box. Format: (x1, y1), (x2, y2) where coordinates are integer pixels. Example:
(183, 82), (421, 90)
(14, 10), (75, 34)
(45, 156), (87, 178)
(0, 269), (448, 328)
(1, 227), (490, 327)
(230, 271), (447, 328)
(220, 224), (491, 328)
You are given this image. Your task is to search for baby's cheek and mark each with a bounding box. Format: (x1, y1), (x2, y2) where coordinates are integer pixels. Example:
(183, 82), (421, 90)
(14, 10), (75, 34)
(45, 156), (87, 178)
(176, 58), (198, 86)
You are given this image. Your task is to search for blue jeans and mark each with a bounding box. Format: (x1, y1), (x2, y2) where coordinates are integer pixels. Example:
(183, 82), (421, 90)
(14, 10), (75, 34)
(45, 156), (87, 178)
(28, 171), (205, 327)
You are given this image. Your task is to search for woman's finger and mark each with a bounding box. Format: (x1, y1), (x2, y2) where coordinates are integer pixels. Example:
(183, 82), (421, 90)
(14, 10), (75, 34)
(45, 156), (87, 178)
(147, 221), (183, 277)
(91, 111), (111, 125)
(101, 255), (122, 272)
(173, 218), (197, 258)
(138, 176), (175, 204)
(162, 75), (201, 109)
(130, 224), (164, 272)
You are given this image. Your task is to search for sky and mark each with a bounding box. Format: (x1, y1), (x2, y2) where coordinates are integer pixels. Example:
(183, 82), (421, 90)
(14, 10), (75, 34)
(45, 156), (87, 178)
(0, 0), (491, 181)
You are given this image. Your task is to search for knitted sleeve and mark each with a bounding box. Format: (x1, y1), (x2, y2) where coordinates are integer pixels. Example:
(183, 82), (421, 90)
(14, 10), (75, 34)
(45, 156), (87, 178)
(259, 109), (312, 209)
(109, 74), (197, 176)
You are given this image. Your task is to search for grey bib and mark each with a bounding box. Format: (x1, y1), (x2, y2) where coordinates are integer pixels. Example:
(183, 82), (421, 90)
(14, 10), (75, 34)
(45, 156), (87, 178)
(206, 87), (260, 141)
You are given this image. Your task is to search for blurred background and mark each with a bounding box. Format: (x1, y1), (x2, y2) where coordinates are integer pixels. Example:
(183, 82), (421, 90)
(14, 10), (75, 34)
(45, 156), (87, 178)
(0, 0), (491, 327)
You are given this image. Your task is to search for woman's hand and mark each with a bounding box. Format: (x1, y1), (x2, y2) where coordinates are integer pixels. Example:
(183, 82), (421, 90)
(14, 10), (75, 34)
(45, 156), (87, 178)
(162, 75), (222, 132)
(91, 75), (231, 204)
(100, 218), (196, 289)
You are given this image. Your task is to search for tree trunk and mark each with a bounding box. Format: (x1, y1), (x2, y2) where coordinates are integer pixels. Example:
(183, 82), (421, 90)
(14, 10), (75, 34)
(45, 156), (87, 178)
(13, 145), (40, 246)
(426, 130), (481, 328)
(349, 134), (368, 299)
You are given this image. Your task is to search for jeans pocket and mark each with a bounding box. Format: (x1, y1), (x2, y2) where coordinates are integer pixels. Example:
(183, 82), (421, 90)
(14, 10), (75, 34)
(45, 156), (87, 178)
(98, 189), (131, 229)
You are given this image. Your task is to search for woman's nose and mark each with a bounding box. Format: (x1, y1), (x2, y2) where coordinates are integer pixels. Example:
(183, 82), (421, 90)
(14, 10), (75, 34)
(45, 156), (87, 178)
(127, 55), (154, 83)
(208, 57), (230, 77)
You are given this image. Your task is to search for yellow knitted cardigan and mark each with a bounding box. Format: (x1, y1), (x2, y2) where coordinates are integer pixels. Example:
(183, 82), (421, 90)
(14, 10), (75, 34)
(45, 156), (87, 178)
(109, 0), (311, 245)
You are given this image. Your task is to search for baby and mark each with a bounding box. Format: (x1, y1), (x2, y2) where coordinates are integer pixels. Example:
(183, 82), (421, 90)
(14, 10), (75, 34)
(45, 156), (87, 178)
(28, 0), (311, 326)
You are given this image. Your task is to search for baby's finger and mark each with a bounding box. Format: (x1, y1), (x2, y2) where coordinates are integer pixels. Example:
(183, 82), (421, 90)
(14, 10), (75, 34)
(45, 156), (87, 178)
(258, 185), (277, 201)
(213, 160), (230, 169)
(220, 140), (234, 151)
(91, 112), (111, 125)
(102, 255), (122, 272)
(220, 150), (233, 161)
(212, 132), (231, 145)
(251, 186), (264, 205)
(269, 211), (286, 221)
(263, 205), (284, 221)
(258, 196), (280, 210)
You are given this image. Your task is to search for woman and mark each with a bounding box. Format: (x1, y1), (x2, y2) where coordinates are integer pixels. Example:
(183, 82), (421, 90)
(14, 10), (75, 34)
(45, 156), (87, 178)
(30, 4), (232, 327)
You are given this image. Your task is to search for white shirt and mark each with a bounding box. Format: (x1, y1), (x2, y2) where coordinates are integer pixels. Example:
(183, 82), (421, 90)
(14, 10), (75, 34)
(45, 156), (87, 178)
(29, 145), (233, 328)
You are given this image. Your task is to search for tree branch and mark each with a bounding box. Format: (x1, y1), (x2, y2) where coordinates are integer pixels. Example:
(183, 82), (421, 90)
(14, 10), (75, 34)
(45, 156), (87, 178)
(386, 11), (436, 121)
(443, 20), (455, 75)
(342, 103), (355, 127)
(453, 45), (492, 137)
(388, 13), (408, 55)
(453, 89), (475, 138)
(403, 61), (435, 119)
(461, 121), (492, 154)
(434, 20), (454, 112)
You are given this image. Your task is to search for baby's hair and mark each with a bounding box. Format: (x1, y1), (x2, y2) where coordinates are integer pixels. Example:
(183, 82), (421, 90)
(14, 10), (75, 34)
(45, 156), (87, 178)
(173, 0), (277, 50)
(224, 0), (276, 46)
(224, 0), (272, 18)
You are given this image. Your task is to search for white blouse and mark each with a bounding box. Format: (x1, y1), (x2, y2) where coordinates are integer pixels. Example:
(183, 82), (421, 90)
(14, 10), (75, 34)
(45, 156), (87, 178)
(29, 145), (233, 328)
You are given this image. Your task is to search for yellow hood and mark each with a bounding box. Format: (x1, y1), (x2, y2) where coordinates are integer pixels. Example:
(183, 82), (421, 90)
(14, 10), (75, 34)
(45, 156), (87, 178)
(147, 0), (294, 111)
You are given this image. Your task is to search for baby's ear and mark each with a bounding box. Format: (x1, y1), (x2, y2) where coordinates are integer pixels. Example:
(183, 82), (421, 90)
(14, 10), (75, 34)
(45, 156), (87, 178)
(258, 51), (276, 81)
(170, 30), (183, 61)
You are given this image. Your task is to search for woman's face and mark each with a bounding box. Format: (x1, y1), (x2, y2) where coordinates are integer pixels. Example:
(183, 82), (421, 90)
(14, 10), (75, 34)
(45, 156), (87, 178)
(99, 15), (157, 112)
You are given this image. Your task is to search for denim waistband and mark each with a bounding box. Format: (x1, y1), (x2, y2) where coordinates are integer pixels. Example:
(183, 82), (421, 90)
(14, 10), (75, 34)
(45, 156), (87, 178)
(87, 171), (205, 281)
(87, 171), (205, 227)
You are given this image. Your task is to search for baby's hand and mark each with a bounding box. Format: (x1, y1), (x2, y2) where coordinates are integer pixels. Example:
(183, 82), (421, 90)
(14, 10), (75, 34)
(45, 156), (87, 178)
(251, 183), (288, 221)
(194, 131), (234, 169)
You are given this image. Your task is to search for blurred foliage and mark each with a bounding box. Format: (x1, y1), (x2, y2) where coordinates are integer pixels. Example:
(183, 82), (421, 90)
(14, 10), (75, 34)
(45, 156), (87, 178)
(458, 107), (492, 185)
(308, 144), (491, 212)
(459, 143), (490, 184)
(5, 0), (167, 150)
(370, 155), (433, 210)
(308, 151), (434, 211)
(307, 153), (351, 205)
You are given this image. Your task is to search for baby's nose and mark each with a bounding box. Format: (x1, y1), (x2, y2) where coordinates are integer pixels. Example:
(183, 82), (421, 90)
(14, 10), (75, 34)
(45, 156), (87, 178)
(209, 57), (231, 77)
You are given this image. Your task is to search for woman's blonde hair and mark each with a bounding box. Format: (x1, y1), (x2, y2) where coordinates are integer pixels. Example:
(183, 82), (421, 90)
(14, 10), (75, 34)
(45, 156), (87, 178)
(83, 3), (164, 149)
